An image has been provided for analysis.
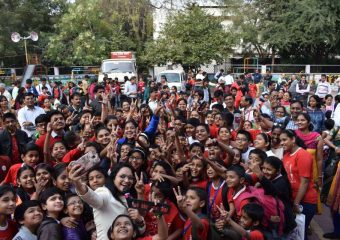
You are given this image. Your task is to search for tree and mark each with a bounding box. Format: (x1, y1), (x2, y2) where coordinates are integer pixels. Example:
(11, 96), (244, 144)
(46, 0), (153, 66)
(0, 0), (68, 67)
(222, 0), (340, 63)
(142, 5), (235, 68)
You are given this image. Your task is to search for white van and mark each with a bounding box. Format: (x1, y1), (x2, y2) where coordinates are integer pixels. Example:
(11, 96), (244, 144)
(156, 70), (186, 92)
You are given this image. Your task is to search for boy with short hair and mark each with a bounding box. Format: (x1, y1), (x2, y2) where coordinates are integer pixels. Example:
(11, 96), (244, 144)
(13, 200), (43, 240)
(37, 187), (64, 240)
(1, 143), (40, 186)
(226, 202), (265, 240)
(173, 186), (209, 240)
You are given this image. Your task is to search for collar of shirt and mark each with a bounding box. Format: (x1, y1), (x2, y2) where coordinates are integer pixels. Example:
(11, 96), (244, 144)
(24, 106), (36, 111)
(51, 131), (63, 138)
(233, 186), (247, 200)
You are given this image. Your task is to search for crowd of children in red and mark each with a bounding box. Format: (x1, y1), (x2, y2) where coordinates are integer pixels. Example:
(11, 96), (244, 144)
(0, 72), (338, 240)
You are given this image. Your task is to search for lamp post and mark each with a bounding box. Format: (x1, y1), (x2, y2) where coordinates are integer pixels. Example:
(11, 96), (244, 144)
(11, 32), (39, 65)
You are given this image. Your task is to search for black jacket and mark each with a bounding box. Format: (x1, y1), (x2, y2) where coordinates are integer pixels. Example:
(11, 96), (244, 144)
(37, 217), (62, 240)
(0, 129), (29, 159)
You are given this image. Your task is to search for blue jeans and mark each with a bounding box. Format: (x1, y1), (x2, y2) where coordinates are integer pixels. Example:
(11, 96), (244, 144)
(301, 202), (317, 240)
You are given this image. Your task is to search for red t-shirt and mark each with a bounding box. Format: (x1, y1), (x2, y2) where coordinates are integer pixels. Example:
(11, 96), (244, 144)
(0, 220), (17, 240)
(35, 133), (63, 161)
(248, 84), (257, 98)
(249, 230), (265, 240)
(182, 217), (209, 240)
(1, 163), (24, 186)
(11, 135), (20, 164)
(138, 82), (145, 93)
(209, 124), (219, 138)
(190, 179), (208, 189)
(145, 201), (184, 236)
(207, 181), (226, 221)
(283, 148), (317, 204)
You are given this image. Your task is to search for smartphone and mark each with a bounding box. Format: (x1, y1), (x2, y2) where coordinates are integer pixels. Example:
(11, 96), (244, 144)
(69, 151), (100, 173)
(126, 198), (170, 214)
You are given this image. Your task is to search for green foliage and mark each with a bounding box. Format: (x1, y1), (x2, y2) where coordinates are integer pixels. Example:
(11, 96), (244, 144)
(143, 6), (235, 67)
(0, 0), (68, 66)
(223, 0), (340, 63)
(46, 0), (153, 66)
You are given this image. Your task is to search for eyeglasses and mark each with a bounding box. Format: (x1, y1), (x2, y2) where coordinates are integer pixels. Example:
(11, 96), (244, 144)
(129, 156), (142, 161)
(236, 138), (248, 142)
(67, 200), (83, 206)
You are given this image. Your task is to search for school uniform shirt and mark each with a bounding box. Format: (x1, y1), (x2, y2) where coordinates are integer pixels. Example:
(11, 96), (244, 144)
(145, 200), (184, 236)
(283, 148), (317, 204)
(207, 180), (226, 221)
(189, 179), (208, 189)
(13, 226), (37, 240)
(182, 217), (209, 240)
(0, 220), (17, 240)
(1, 163), (24, 186)
(209, 124), (219, 138)
(248, 229), (265, 240)
(35, 131), (63, 157)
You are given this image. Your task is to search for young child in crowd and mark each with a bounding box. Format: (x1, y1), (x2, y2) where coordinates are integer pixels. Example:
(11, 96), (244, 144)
(37, 187), (64, 239)
(174, 186), (210, 240)
(13, 200), (43, 240)
(0, 185), (17, 239)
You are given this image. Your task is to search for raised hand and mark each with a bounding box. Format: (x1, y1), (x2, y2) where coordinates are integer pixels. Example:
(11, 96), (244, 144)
(68, 164), (85, 183)
(46, 122), (52, 133)
(173, 186), (186, 210)
(77, 138), (87, 151)
(66, 112), (78, 125)
(134, 172), (145, 196)
(216, 203), (228, 219)
(130, 98), (137, 111)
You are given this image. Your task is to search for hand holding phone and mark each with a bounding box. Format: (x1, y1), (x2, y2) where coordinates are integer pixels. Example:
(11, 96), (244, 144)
(68, 151), (100, 173)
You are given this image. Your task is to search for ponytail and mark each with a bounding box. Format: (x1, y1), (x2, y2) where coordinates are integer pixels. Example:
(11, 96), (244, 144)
(281, 129), (306, 149)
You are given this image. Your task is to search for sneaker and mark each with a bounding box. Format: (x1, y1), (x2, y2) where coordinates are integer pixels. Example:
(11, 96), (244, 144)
(323, 232), (340, 239)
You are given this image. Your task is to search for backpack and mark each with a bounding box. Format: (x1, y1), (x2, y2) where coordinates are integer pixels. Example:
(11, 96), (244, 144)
(235, 187), (285, 235)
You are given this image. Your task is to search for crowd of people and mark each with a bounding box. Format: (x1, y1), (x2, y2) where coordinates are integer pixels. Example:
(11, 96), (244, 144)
(0, 70), (338, 240)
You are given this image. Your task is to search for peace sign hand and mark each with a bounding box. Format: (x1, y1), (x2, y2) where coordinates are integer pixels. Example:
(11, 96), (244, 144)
(173, 186), (186, 211)
(130, 99), (137, 111)
(216, 203), (228, 219)
(134, 172), (145, 196)
(77, 138), (87, 151)
(66, 112), (78, 126)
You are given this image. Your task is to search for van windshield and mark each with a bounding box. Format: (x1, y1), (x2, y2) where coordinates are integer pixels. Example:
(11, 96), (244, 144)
(102, 61), (135, 73)
(158, 73), (181, 83)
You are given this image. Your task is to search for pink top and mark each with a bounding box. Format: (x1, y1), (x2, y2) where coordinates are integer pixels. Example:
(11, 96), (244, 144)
(295, 130), (320, 149)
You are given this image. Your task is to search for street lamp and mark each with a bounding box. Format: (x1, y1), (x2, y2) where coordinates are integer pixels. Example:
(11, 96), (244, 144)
(11, 32), (39, 65)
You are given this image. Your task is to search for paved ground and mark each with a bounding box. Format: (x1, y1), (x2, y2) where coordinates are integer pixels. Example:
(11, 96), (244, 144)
(309, 205), (338, 240)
